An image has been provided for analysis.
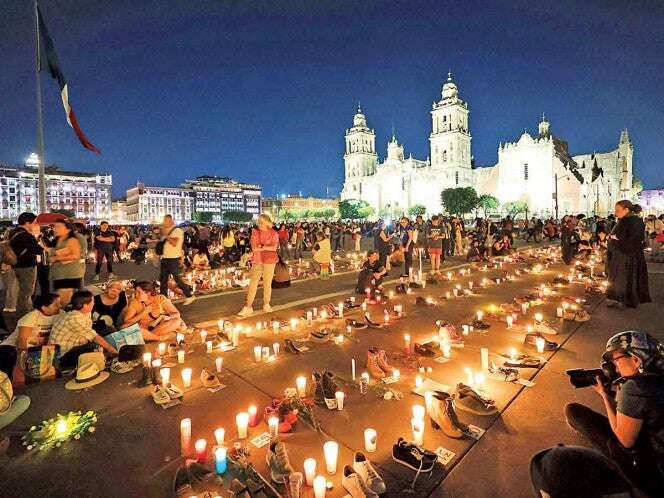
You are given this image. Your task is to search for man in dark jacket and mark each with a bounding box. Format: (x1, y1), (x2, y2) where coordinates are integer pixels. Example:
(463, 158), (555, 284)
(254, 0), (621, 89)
(9, 213), (44, 319)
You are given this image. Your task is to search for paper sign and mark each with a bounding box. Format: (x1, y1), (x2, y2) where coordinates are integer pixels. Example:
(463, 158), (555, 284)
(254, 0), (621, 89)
(466, 424), (486, 440)
(514, 378), (535, 387)
(433, 356), (451, 364)
(434, 446), (456, 466)
(251, 432), (272, 448)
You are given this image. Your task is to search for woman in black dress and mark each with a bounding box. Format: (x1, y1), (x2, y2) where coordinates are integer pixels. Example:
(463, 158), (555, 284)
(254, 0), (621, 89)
(605, 200), (651, 308)
(560, 215), (575, 265)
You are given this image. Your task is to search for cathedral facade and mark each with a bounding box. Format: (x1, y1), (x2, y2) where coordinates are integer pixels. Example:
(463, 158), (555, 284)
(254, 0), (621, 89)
(340, 75), (633, 218)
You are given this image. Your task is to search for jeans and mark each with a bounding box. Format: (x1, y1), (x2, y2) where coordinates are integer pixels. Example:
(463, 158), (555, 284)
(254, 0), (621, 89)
(244, 263), (276, 309)
(1, 269), (18, 309)
(95, 246), (114, 275)
(294, 240), (304, 259)
(565, 402), (662, 495)
(160, 258), (193, 298)
(14, 266), (37, 319)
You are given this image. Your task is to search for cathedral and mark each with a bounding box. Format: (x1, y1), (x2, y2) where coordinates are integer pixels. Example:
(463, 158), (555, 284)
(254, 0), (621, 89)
(340, 74), (633, 218)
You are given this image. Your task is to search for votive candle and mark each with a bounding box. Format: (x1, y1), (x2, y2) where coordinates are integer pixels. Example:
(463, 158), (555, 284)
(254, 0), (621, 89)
(177, 350), (185, 364)
(268, 416), (279, 439)
(248, 405), (258, 427)
(364, 428), (377, 453)
(323, 441), (339, 474)
(160, 367), (170, 386)
(180, 418), (191, 456)
(304, 458), (317, 486)
(296, 376), (307, 397)
(214, 447), (227, 474)
(214, 427), (225, 447)
(215, 357), (223, 373)
(411, 417), (425, 446)
(181, 368), (192, 388)
(236, 412), (249, 439)
(195, 438), (207, 463)
(313, 475), (326, 498)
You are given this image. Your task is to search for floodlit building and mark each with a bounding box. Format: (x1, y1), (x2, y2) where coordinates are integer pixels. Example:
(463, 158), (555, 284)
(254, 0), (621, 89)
(125, 183), (194, 225)
(638, 188), (664, 216)
(181, 176), (262, 221)
(0, 161), (111, 222)
(110, 200), (129, 225)
(341, 74), (633, 218)
(262, 194), (338, 220)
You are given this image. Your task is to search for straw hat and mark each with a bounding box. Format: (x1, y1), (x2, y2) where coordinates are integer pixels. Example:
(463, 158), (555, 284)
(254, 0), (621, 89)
(65, 353), (109, 390)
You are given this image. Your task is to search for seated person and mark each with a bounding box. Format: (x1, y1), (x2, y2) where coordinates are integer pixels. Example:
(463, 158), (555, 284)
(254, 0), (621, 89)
(122, 281), (186, 341)
(575, 232), (593, 261)
(191, 248), (210, 270)
(594, 230), (608, 257)
(356, 250), (387, 294)
(239, 248), (253, 268)
(272, 255), (291, 289)
(0, 293), (64, 377)
(466, 238), (489, 262)
(209, 248), (224, 269)
(49, 290), (118, 370)
(491, 234), (510, 256)
(565, 331), (664, 496)
(92, 281), (128, 335)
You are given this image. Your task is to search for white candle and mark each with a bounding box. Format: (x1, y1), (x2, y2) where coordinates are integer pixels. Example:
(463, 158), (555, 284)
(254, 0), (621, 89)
(256, 321), (263, 331)
(181, 367), (192, 388)
(364, 428), (377, 453)
(557, 307), (563, 318)
(217, 319), (224, 331)
(393, 369), (400, 380)
(510, 348), (518, 361)
(214, 427), (225, 447)
(180, 418), (191, 456)
(306, 311), (313, 323)
(465, 367), (474, 386)
(442, 344), (451, 358)
(313, 475), (326, 498)
(476, 310), (484, 321)
(176, 333), (185, 344)
(215, 357), (223, 373)
(290, 318), (298, 330)
(534, 313), (543, 323)
(521, 303), (528, 314)
(273, 343), (280, 356)
(338, 303), (344, 318)
(462, 325), (469, 335)
(536, 337), (545, 354)
(351, 359), (356, 381)
(272, 321), (279, 334)
(160, 367), (171, 386)
(411, 417), (425, 446)
(335, 391), (345, 410)
(177, 350), (185, 364)
(236, 412), (249, 439)
(404, 334), (411, 353)
(296, 376), (307, 397)
(158, 342), (166, 356)
(361, 302), (367, 311)
(474, 372), (486, 389)
(206, 340), (213, 353)
(506, 315), (513, 328)
(412, 404), (425, 421)
(254, 346), (262, 363)
(200, 329), (208, 344)
(415, 375), (423, 388)
(303, 458), (317, 486)
(268, 416), (279, 439)
(481, 348), (489, 371)
(231, 328), (240, 346)
(142, 352), (152, 367)
(323, 441), (339, 474)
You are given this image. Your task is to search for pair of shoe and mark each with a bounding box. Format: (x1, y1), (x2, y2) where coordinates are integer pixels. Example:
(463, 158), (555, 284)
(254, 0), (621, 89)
(392, 437), (438, 473)
(201, 368), (221, 389)
(284, 338), (309, 354)
(534, 320), (558, 335)
(436, 321), (463, 344)
(265, 439), (295, 483)
(346, 318), (368, 330)
(563, 310), (590, 322)
(237, 304), (272, 317)
(343, 454), (386, 497)
(454, 383), (497, 416)
(152, 383), (183, 405)
(487, 362), (520, 382)
(173, 460), (223, 497)
(413, 342), (439, 357)
(427, 391), (469, 438)
(309, 328), (334, 343)
(312, 370), (338, 409)
(110, 359), (140, 374)
(367, 348), (392, 379)
(500, 353), (542, 369)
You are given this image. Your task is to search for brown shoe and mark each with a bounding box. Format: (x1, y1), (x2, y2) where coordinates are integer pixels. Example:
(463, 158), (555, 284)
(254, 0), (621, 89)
(376, 349), (392, 374)
(366, 350), (385, 379)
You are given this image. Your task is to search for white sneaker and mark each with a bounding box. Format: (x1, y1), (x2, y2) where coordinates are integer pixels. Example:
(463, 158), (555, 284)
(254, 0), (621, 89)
(237, 306), (253, 317)
(3, 307), (16, 313)
(182, 296), (196, 306)
(534, 321), (558, 335)
(263, 305), (273, 313)
(353, 452), (385, 495)
(343, 465), (375, 498)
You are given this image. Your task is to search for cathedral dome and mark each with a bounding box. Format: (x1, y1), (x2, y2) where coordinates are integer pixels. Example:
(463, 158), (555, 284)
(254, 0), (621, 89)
(441, 72), (458, 100)
(353, 104), (367, 127)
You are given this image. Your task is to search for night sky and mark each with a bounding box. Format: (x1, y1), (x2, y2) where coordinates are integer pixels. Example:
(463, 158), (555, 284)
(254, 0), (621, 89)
(2, 0), (663, 198)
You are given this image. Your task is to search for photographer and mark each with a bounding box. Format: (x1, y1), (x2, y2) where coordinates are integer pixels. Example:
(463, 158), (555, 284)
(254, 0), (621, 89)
(565, 331), (664, 495)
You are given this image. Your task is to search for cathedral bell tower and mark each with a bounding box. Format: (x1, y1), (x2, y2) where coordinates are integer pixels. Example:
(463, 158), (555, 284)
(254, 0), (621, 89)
(341, 105), (377, 201)
(429, 72), (472, 187)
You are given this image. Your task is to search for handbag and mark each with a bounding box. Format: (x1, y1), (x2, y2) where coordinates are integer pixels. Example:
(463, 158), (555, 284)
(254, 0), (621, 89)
(13, 344), (60, 386)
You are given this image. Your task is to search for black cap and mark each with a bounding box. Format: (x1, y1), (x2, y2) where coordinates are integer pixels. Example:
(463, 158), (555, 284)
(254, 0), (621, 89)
(530, 445), (633, 498)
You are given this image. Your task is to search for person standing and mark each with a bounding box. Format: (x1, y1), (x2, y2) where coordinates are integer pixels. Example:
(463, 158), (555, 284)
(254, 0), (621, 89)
(9, 213), (44, 319)
(294, 223), (305, 260)
(159, 215), (195, 305)
(398, 217), (414, 278)
(605, 200), (650, 308)
(93, 221), (116, 281)
(427, 215), (445, 272)
(238, 214), (279, 317)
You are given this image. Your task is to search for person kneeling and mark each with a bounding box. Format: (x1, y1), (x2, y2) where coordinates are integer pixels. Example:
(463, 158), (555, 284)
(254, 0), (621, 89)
(356, 250), (387, 294)
(565, 331), (664, 496)
(48, 290), (118, 371)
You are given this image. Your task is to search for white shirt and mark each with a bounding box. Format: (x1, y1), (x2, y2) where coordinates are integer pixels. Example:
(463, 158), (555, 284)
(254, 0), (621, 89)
(1, 309), (65, 348)
(162, 227), (184, 259)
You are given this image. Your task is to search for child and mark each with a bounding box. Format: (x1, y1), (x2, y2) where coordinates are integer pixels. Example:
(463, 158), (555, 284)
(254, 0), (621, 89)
(312, 231), (332, 279)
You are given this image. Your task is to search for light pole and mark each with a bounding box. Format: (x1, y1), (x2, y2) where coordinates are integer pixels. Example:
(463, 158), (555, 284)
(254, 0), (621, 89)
(554, 173), (571, 221)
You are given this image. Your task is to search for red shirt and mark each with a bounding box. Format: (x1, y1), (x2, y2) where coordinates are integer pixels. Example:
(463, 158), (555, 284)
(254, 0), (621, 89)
(251, 228), (279, 264)
(278, 228), (289, 242)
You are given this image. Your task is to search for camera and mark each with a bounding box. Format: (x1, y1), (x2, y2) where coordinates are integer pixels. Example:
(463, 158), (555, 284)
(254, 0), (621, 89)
(566, 361), (617, 389)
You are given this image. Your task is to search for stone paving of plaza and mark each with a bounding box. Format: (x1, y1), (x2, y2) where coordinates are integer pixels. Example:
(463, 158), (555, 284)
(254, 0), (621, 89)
(1, 245), (662, 498)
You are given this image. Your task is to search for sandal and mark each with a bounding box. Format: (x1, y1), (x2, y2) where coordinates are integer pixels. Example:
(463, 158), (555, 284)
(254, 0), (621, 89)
(471, 319), (490, 330)
(164, 383), (184, 399)
(309, 329), (331, 343)
(152, 385), (171, 405)
(488, 362), (520, 382)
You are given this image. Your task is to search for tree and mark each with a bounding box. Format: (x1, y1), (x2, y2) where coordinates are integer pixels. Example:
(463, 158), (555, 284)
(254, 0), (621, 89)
(631, 174), (643, 199)
(339, 199), (372, 220)
(192, 211), (214, 223)
(440, 187), (479, 217)
(223, 210), (253, 223)
(503, 201), (529, 219)
(321, 208), (337, 220)
(51, 208), (75, 218)
(477, 195), (499, 217)
(408, 204), (426, 217)
(357, 205), (374, 219)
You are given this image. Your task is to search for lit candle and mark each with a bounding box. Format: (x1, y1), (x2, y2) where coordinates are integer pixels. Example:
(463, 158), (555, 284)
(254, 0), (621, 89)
(320, 310), (328, 320)
(214, 427), (225, 447)
(462, 325), (469, 335)
(180, 418), (191, 456)
(206, 340), (213, 353)
(323, 441), (339, 474)
(556, 307), (563, 318)
(160, 367), (170, 386)
(476, 310), (484, 321)
(176, 332), (185, 344)
(465, 367), (474, 386)
(248, 405), (258, 427)
(290, 318), (298, 330)
(404, 334), (411, 354)
(469, 280), (474, 290)
(215, 357), (223, 373)
(506, 315), (513, 328)
(200, 329), (208, 344)
(534, 313), (543, 323)
(411, 417), (425, 446)
(510, 348), (518, 361)
(296, 376), (307, 397)
(254, 346), (262, 363)
(142, 352), (152, 367)
(273, 342), (280, 356)
(481, 348), (489, 371)
(337, 303), (344, 318)
(521, 303), (528, 314)
(306, 311), (313, 323)
(231, 328), (240, 346)
(214, 447), (227, 474)
(217, 319), (224, 331)
(412, 404), (425, 421)
(177, 349), (185, 364)
(181, 367), (192, 388)
(351, 359), (356, 381)
(361, 302), (367, 311)
(562, 302), (570, 311)
(195, 438), (207, 463)
(268, 416), (279, 439)
(442, 344), (451, 358)
(256, 321), (263, 331)
(536, 337), (545, 354)
(236, 412), (249, 439)
(158, 342), (166, 356)
(335, 391), (345, 410)
(313, 475), (326, 498)
(392, 369), (400, 380)
(474, 372), (486, 390)
(364, 428), (377, 453)
(272, 321), (279, 334)
(304, 458), (317, 486)
(415, 375), (423, 388)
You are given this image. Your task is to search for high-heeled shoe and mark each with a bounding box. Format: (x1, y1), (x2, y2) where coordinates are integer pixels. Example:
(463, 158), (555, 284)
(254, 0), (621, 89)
(427, 391), (468, 439)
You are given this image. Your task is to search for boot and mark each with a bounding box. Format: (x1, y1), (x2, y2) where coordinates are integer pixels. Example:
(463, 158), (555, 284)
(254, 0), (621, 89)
(366, 349), (385, 379)
(429, 392), (467, 439)
(266, 440), (295, 483)
(376, 349), (392, 374)
(285, 472), (303, 498)
(138, 366), (152, 388)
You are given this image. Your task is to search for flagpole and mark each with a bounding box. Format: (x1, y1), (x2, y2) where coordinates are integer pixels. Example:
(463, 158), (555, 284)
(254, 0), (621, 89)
(34, 0), (47, 213)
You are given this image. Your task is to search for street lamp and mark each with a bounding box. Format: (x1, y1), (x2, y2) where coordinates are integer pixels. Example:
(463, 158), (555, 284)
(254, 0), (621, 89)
(554, 173), (571, 221)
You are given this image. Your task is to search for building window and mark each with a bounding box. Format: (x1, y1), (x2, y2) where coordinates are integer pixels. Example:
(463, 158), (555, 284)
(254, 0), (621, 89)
(455, 171), (459, 185)
(524, 164), (529, 181)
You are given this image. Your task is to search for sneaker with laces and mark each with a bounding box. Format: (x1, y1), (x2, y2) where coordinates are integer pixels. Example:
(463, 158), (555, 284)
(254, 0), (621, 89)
(321, 371), (338, 409)
(524, 332), (558, 351)
(152, 385), (171, 405)
(265, 440), (295, 483)
(111, 359), (138, 374)
(429, 391), (467, 438)
(454, 383), (497, 415)
(366, 349), (385, 379)
(237, 306), (254, 317)
(487, 362), (520, 382)
(375, 349), (392, 374)
(534, 320), (558, 335)
(353, 452), (386, 495)
(343, 465), (376, 498)
(391, 437), (436, 473)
